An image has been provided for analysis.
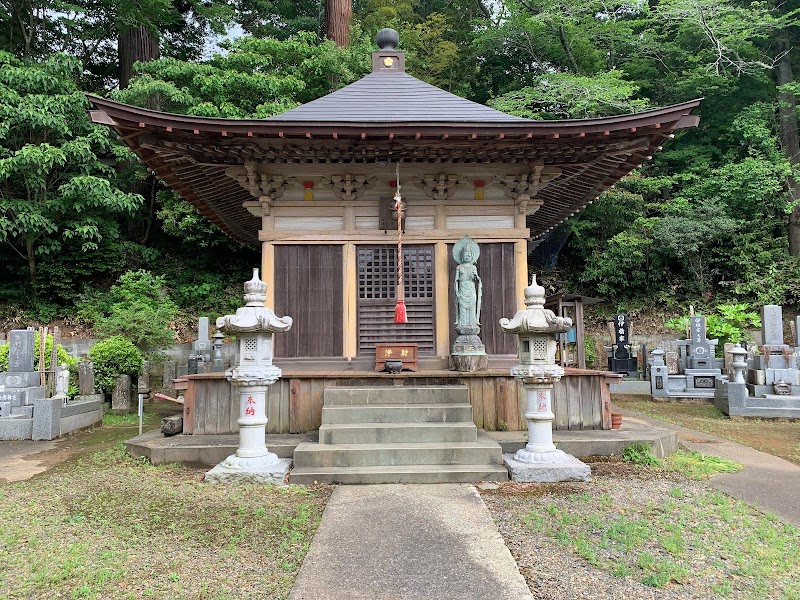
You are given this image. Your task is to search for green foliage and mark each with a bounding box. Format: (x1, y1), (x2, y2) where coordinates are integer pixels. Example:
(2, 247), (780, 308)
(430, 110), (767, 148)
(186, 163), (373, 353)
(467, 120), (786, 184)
(0, 52), (142, 290)
(0, 331), (74, 372)
(114, 32), (371, 118)
(665, 304), (761, 347)
(663, 450), (742, 480)
(621, 442), (661, 466)
(490, 71), (648, 119)
(93, 270), (179, 350)
(88, 336), (143, 394)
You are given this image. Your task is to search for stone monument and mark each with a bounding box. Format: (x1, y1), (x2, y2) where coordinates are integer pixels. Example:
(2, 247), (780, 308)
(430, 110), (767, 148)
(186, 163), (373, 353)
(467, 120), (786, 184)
(650, 315), (722, 398)
(499, 275), (591, 482)
(189, 317), (212, 374)
(606, 314), (639, 377)
(205, 269), (293, 483)
(715, 307), (800, 418)
(450, 236), (488, 372)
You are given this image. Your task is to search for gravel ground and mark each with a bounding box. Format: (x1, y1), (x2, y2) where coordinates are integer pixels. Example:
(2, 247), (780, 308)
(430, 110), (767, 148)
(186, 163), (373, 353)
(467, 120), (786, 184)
(481, 461), (800, 600)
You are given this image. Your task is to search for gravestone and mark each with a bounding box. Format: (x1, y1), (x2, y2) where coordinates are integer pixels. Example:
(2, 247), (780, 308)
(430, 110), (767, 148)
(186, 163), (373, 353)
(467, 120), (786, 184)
(189, 317), (213, 374)
(162, 361), (177, 388)
(111, 375), (131, 411)
(748, 305), (799, 394)
(1, 329), (40, 388)
(8, 329), (35, 372)
(78, 361), (95, 395)
(607, 314), (638, 376)
(138, 360), (150, 392)
(686, 316), (715, 369)
(762, 305), (784, 346)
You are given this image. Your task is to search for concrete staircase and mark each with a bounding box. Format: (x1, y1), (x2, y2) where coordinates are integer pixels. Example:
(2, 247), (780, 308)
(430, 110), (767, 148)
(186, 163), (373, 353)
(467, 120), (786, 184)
(290, 385), (508, 484)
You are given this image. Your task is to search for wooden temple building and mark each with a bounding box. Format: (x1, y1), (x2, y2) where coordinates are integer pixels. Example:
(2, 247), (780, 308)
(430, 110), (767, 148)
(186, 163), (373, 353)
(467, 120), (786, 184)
(90, 32), (700, 441)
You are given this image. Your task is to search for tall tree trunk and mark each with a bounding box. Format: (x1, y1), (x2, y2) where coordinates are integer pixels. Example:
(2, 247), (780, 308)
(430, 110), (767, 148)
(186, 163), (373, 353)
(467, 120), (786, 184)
(26, 237), (36, 284)
(776, 35), (800, 255)
(118, 26), (160, 89)
(325, 0), (352, 46)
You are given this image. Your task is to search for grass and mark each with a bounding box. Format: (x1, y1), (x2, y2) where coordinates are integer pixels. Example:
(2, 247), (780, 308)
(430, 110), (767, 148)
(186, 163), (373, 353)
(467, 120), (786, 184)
(483, 469), (800, 598)
(621, 442), (743, 480)
(102, 411), (161, 428)
(614, 398), (800, 466)
(0, 443), (332, 599)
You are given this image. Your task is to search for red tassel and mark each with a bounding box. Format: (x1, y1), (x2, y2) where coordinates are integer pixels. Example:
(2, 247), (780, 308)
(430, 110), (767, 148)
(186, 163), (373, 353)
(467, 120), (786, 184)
(394, 300), (408, 324)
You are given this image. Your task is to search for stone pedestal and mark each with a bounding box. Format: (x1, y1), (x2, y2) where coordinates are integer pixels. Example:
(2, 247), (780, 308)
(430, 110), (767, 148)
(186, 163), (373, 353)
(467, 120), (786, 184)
(206, 369), (291, 483)
(503, 380), (590, 482)
(451, 334), (487, 371)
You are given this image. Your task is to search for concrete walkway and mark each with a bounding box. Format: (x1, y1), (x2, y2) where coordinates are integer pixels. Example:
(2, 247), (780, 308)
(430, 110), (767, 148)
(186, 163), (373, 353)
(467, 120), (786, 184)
(289, 484), (532, 600)
(616, 407), (800, 527)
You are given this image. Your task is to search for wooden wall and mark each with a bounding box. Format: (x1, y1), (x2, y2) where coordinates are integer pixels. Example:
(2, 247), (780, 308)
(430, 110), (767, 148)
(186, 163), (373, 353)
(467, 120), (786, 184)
(183, 371), (613, 434)
(274, 245), (343, 357)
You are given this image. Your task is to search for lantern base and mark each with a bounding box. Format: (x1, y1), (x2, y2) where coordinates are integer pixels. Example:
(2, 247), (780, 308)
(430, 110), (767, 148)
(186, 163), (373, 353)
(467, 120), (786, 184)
(503, 451), (591, 483)
(204, 453), (292, 484)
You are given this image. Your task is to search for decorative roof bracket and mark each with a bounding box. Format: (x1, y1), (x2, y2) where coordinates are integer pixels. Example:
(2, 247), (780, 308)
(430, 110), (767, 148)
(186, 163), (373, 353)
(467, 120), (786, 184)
(412, 173), (467, 201)
(320, 174), (377, 201)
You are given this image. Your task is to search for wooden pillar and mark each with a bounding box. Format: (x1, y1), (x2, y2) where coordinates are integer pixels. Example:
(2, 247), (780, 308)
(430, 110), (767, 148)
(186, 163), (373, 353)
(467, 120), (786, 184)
(262, 242), (275, 307)
(514, 240), (528, 310)
(435, 241), (450, 359)
(343, 242), (357, 360)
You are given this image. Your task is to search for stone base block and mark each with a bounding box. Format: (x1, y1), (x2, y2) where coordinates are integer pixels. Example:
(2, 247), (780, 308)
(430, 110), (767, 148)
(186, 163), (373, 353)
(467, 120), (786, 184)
(204, 454), (292, 484)
(503, 452), (591, 483)
(0, 372), (41, 388)
(450, 353), (488, 372)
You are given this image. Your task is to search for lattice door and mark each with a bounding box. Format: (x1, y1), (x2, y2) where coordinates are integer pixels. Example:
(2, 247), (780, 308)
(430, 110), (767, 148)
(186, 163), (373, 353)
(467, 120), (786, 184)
(357, 245), (435, 356)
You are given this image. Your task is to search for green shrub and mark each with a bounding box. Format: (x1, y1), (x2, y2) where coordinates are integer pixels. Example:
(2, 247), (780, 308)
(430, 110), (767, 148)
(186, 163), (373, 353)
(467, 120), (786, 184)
(0, 332), (75, 372)
(665, 303), (761, 352)
(621, 442), (661, 467)
(94, 270), (178, 350)
(89, 336), (143, 395)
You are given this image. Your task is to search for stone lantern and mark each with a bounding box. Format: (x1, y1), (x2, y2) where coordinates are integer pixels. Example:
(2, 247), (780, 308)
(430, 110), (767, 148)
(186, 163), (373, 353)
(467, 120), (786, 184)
(499, 275), (591, 482)
(205, 269), (293, 483)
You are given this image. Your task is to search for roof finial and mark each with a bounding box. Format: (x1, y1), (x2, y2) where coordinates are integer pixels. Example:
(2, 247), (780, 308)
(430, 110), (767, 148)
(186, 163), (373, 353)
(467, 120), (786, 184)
(376, 28), (399, 50)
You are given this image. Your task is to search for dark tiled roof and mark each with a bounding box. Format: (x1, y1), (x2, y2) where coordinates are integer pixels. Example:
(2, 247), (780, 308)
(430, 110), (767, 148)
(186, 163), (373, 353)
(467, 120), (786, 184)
(267, 73), (526, 123)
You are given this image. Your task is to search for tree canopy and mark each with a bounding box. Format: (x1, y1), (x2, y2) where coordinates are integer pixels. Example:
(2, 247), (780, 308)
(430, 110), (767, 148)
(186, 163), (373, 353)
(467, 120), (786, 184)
(1, 0), (800, 324)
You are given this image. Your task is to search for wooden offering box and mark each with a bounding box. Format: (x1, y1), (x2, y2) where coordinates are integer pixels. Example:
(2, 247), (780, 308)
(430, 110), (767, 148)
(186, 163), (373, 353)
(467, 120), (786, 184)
(375, 343), (419, 372)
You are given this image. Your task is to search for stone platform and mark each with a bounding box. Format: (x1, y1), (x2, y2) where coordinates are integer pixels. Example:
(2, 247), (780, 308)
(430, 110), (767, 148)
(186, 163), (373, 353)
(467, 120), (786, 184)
(126, 419), (678, 467)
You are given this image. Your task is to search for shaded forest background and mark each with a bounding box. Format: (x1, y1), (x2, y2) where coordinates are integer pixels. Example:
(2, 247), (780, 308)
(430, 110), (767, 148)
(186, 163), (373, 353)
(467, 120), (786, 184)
(2, 0), (800, 337)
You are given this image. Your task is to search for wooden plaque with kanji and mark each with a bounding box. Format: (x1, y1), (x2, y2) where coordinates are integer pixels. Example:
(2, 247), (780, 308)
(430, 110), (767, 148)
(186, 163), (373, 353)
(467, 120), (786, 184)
(375, 343), (418, 371)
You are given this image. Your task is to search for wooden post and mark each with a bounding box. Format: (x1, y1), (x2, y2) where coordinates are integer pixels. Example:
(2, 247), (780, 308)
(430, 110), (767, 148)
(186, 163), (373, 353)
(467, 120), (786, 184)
(435, 241), (449, 359)
(49, 326), (59, 397)
(262, 242), (275, 308)
(514, 240), (528, 310)
(343, 242), (357, 360)
(38, 326), (47, 386)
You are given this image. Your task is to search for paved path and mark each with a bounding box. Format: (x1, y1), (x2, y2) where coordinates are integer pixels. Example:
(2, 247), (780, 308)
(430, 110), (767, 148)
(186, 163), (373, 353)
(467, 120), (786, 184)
(289, 484), (532, 600)
(616, 407), (800, 527)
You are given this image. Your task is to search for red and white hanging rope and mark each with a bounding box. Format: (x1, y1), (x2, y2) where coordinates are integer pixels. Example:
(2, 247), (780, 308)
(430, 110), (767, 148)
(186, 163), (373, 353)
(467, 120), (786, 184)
(394, 162), (407, 323)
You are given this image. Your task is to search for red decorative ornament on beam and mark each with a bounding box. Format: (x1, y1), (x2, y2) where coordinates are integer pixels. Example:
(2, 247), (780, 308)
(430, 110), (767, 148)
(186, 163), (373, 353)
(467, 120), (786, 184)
(474, 180), (485, 201)
(303, 181), (314, 202)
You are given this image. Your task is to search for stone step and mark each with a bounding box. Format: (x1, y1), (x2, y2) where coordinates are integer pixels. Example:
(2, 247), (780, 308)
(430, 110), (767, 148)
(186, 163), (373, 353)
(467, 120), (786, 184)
(11, 405), (33, 418)
(290, 463), (509, 485)
(319, 422), (478, 444)
(321, 403), (474, 425)
(757, 395), (800, 408)
(323, 385), (469, 406)
(293, 433), (503, 468)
